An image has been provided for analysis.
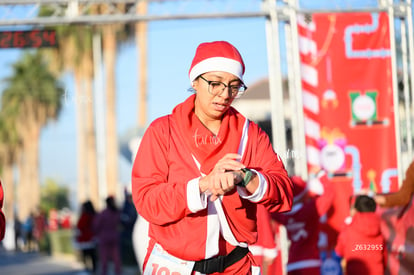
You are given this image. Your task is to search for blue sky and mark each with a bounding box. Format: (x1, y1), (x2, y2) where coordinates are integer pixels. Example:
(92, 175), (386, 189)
(0, 0), (393, 193)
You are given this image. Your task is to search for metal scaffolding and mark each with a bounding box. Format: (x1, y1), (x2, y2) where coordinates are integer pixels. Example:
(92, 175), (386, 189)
(0, 0), (413, 180)
(0, 0), (267, 26)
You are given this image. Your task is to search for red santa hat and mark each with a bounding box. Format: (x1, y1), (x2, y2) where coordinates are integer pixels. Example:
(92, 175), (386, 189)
(189, 41), (245, 83)
(291, 176), (308, 203)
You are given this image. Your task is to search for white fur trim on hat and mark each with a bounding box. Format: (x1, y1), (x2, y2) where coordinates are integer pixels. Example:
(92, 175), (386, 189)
(189, 57), (244, 83)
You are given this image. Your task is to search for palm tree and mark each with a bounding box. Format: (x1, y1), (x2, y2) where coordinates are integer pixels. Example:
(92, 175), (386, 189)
(51, 25), (99, 209)
(40, 2), (135, 207)
(80, 43), (101, 209)
(40, 3), (100, 209)
(1, 51), (64, 220)
(99, 2), (132, 198)
(102, 24), (119, 197)
(96, 2), (135, 198)
(136, 1), (148, 128)
(0, 112), (21, 222)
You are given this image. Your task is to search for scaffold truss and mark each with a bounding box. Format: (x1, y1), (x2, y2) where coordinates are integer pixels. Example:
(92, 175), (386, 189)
(0, 0), (411, 27)
(0, 0), (268, 27)
(0, 0), (413, 180)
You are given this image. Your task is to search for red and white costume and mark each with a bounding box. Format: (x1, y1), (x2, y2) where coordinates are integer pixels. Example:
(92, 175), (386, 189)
(132, 94), (293, 274)
(335, 212), (386, 275)
(249, 204), (278, 270)
(273, 175), (334, 274)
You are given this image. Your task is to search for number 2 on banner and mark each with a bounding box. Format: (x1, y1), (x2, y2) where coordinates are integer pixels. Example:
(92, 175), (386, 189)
(151, 264), (182, 275)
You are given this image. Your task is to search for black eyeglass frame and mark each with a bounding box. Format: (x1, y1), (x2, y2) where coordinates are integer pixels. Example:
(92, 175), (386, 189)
(199, 75), (247, 98)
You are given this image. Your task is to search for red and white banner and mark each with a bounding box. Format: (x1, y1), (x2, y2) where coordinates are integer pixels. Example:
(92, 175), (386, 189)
(299, 11), (398, 195)
(298, 12), (402, 274)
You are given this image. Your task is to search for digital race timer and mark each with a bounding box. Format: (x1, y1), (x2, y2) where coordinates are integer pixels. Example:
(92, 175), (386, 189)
(0, 30), (57, 49)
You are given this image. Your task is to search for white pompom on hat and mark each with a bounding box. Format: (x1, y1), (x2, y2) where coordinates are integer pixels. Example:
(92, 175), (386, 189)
(189, 41), (245, 83)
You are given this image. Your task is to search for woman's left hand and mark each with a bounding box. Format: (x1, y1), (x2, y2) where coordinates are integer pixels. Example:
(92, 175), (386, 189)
(199, 153), (245, 201)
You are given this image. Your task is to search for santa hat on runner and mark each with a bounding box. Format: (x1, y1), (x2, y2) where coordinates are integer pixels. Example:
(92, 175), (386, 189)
(189, 41), (245, 83)
(291, 176), (308, 203)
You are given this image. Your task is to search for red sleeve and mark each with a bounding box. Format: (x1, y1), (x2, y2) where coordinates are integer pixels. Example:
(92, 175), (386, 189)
(256, 205), (276, 249)
(382, 237), (387, 268)
(249, 123), (293, 213)
(131, 117), (189, 226)
(0, 180), (5, 241)
(315, 174), (335, 217)
(335, 228), (347, 258)
(271, 212), (288, 225)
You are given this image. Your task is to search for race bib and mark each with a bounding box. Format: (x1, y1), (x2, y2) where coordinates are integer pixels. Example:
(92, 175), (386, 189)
(144, 243), (195, 275)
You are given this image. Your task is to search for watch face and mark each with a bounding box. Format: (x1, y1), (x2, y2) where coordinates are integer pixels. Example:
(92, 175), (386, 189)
(242, 169), (253, 187)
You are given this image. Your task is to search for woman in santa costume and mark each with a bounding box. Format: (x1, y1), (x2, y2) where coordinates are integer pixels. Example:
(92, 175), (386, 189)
(131, 41), (293, 275)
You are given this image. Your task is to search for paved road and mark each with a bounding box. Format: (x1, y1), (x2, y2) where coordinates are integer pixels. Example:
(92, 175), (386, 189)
(0, 249), (86, 275)
(0, 248), (140, 275)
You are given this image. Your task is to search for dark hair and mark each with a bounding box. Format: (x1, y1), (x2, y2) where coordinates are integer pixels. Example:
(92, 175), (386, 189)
(187, 76), (200, 94)
(354, 195), (377, 213)
(82, 200), (96, 215)
(106, 196), (118, 211)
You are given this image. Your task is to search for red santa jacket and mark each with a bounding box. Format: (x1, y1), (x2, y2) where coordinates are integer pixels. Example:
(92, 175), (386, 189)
(273, 176), (334, 272)
(0, 180), (5, 240)
(335, 212), (386, 275)
(132, 96), (292, 266)
(249, 204), (277, 263)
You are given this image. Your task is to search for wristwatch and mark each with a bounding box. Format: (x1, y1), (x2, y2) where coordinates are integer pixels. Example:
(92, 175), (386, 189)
(237, 168), (253, 187)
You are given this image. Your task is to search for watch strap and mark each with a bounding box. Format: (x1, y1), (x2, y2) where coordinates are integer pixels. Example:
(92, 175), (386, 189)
(237, 168), (253, 187)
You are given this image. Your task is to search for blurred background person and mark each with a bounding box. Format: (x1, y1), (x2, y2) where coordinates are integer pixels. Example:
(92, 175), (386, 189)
(120, 189), (138, 267)
(94, 196), (122, 275)
(374, 160), (414, 275)
(335, 195), (386, 275)
(13, 213), (22, 251)
(22, 212), (35, 252)
(33, 208), (48, 252)
(273, 173), (335, 275)
(75, 200), (97, 274)
(375, 160), (414, 208)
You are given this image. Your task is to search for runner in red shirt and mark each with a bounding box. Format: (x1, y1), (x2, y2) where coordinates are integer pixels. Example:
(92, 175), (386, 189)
(335, 195), (386, 275)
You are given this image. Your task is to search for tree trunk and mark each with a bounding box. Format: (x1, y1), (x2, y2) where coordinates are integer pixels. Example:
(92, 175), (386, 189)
(74, 70), (88, 203)
(83, 53), (100, 209)
(136, 1), (148, 128)
(16, 154), (27, 221)
(2, 161), (15, 222)
(17, 102), (40, 220)
(103, 25), (119, 197)
(28, 126), (40, 212)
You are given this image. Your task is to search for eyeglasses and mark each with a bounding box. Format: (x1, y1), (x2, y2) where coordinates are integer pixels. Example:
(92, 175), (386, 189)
(199, 75), (247, 98)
